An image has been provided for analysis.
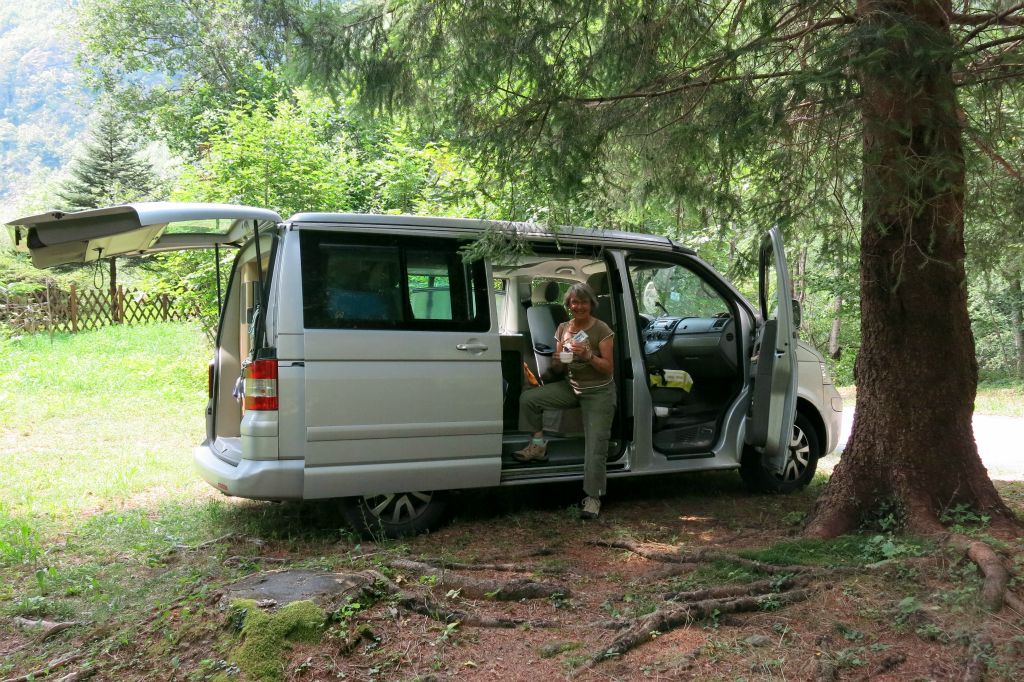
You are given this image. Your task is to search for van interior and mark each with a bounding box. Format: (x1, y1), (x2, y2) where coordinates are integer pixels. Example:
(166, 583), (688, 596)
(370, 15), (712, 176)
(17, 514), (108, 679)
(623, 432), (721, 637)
(209, 247), (271, 464)
(494, 251), (745, 477)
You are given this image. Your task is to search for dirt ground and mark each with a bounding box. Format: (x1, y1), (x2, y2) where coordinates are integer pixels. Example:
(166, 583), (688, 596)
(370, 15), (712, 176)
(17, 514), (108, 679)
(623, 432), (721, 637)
(2, 473), (1023, 681)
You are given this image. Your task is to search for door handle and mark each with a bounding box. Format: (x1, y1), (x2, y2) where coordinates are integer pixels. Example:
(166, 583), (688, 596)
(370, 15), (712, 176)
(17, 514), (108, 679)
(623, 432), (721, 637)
(456, 343), (489, 352)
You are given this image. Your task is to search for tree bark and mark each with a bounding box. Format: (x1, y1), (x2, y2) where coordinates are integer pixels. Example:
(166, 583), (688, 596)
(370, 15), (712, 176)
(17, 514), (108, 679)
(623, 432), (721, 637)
(109, 258), (120, 324)
(1010, 276), (1024, 379)
(805, 0), (1018, 537)
(827, 293), (842, 360)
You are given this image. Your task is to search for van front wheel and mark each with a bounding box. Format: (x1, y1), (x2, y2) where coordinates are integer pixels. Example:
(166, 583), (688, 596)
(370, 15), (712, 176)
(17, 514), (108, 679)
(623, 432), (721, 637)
(340, 491), (449, 538)
(740, 412), (820, 494)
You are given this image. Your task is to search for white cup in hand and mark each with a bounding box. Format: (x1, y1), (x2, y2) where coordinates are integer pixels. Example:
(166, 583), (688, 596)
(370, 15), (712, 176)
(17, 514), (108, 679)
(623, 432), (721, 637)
(559, 350), (574, 364)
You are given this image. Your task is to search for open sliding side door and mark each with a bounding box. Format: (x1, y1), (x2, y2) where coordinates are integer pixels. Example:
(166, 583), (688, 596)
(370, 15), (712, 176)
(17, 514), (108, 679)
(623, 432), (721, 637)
(745, 228), (798, 475)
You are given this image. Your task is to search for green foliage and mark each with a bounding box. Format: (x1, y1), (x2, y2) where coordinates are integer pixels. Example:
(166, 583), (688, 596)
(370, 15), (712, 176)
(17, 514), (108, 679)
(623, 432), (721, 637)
(78, 0), (288, 152)
(57, 100), (160, 210)
(139, 89), (503, 325)
(0, 514), (41, 566)
(173, 91), (357, 216)
(940, 503), (991, 533)
(969, 276), (1024, 380)
(740, 533), (930, 567)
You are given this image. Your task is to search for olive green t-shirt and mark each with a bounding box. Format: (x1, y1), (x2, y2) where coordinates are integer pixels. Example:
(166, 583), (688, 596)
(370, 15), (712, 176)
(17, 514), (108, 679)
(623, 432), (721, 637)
(556, 318), (614, 392)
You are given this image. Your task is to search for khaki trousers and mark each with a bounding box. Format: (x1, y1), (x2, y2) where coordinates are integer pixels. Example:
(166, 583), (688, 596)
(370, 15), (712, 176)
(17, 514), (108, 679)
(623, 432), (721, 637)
(519, 381), (617, 498)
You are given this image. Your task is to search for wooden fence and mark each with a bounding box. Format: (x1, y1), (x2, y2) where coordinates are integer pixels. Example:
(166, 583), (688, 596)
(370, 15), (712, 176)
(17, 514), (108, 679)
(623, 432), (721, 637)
(0, 282), (193, 333)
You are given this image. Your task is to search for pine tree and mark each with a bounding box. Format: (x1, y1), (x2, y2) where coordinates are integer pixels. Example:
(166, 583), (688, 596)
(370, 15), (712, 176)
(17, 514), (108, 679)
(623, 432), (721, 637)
(263, 1), (1024, 543)
(57, 104), (158, 322)
(58, 104), (156, 210)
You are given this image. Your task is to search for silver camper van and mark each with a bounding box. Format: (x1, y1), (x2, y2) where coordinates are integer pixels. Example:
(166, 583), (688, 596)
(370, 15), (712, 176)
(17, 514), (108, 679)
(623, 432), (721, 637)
(8, 204), (842, 536)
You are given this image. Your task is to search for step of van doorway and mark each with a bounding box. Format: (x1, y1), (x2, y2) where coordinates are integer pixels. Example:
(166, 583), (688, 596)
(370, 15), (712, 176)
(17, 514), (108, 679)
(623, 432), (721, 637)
(501, 435), (624, 469)
(652, 413), (719, 458)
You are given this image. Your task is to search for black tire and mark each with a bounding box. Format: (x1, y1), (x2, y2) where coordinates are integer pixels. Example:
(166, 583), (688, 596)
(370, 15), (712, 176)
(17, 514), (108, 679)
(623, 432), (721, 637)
(740, 412), (820, 494)
(340, 491), (449, 539)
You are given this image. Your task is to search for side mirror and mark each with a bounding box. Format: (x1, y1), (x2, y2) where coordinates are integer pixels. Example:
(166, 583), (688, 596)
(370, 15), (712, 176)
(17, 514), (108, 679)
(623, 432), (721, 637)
(791, 299), (802, 328)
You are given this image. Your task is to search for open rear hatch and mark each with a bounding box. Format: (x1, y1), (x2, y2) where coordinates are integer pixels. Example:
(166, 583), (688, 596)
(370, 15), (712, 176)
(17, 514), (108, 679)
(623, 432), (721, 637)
(7, 202), (282, 268)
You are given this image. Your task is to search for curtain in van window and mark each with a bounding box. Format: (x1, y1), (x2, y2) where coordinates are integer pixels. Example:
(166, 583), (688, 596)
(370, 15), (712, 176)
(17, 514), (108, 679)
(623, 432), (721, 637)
(300, 231), (488, 331)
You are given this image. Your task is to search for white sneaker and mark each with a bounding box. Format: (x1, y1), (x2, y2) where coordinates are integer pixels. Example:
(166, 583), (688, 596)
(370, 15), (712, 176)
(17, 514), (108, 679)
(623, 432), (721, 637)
(581, 496), (601, 519)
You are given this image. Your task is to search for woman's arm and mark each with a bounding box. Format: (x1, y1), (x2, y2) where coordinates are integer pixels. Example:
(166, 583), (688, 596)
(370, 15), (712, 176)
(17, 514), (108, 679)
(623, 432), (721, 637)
(582, 335), (614, 375)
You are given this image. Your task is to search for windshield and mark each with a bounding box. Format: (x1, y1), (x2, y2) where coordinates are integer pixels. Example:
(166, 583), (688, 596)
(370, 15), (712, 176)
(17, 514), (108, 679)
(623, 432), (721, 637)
(630, 261), (730, 318)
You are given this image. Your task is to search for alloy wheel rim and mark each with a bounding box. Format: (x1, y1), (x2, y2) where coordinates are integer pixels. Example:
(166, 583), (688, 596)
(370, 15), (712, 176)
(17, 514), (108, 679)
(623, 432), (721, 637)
(777, 425), (810, 481)
(365, 491), (434, 524)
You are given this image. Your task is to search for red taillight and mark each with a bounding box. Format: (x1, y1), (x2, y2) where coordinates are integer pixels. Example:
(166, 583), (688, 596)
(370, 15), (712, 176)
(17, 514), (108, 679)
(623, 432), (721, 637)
(208, 361), (215, 399)
(244, 359), (278, 411)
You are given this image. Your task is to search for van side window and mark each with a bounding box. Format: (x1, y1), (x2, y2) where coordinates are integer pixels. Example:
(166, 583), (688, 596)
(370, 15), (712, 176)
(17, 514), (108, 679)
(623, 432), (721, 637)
(300, 231), (489, 331)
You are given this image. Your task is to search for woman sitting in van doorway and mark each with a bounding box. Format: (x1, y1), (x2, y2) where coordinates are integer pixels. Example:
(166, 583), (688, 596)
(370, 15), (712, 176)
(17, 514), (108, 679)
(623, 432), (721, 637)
(514, 282), (615, 519)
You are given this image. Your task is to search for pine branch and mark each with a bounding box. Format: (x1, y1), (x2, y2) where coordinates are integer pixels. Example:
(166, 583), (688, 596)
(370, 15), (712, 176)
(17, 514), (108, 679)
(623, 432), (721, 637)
(770, 15), (856, 45)
(964, 32), (1024, 55)
(571, 70), (808, 106)
(961, 121), (1024, 183)
(954, 4), (1024, 44)
(956, 67), (1024, 88)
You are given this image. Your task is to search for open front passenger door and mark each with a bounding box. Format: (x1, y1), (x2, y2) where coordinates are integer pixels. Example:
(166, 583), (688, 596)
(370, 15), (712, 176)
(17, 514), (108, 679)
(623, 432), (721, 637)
(745, 228), (799, 476)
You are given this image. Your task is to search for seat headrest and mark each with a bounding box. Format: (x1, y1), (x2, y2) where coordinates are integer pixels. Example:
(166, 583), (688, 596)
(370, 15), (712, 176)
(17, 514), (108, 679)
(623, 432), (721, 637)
(586, 273), (608, 296)
(532, 280), (560, 304)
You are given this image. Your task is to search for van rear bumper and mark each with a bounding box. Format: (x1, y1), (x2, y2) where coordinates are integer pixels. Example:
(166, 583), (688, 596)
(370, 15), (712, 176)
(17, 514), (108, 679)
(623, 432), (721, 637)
(194, 443), (303, 500)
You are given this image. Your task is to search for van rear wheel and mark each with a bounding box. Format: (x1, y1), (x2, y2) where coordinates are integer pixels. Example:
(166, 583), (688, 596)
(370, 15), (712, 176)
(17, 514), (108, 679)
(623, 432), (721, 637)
(340, 491), (448, 538)
(740, 412), (820, 494)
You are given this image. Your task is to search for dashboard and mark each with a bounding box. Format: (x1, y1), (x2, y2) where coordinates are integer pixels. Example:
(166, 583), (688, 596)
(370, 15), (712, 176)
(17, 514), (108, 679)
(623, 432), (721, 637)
(641, 315), (740, 378)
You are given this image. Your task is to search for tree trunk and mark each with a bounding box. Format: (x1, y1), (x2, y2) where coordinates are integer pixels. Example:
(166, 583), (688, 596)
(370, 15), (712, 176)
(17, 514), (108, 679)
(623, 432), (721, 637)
(796, 246), (807, 308)
(827, 293), (842, 360)
(109, 258), (120, 324)
(1010, 276), (1024, 379)
(805, 0), (1017, 537)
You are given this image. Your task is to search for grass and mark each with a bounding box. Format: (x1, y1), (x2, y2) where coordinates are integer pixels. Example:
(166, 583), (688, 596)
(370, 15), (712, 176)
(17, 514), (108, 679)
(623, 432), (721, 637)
(0, 323), (211, 520)
(0, 324), (367, 660)
(0, 324), (230, 627)
(975, 379), (1024, 418)
(837, 380), (1024, 417)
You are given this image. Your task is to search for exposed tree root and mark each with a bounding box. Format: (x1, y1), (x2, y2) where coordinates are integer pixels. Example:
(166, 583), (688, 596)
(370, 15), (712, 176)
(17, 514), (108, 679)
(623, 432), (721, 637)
(413, 557), (544, 573)
(871, 651), (907, 677)
(577, 588), (816, 671)
(946, 534), (1011, 612)
(51, 672), (94, 682)
(164, 532), (237, 556)
(221, 555), (289, 567)
(337, 623), (377, 655)
(1004, 590), (1024, 616)
(8, 617), (83, 640)
(664, 574), (815, 602)
(1, 653), (85, 682)
(364, 569), (555, 629)
(389, 559), (570, 600)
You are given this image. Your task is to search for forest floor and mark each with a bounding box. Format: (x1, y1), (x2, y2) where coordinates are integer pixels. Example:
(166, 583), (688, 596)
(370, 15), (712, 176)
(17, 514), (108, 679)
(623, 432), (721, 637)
(1, 474), (1022, 682)
(2, 326), (1022, 681)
